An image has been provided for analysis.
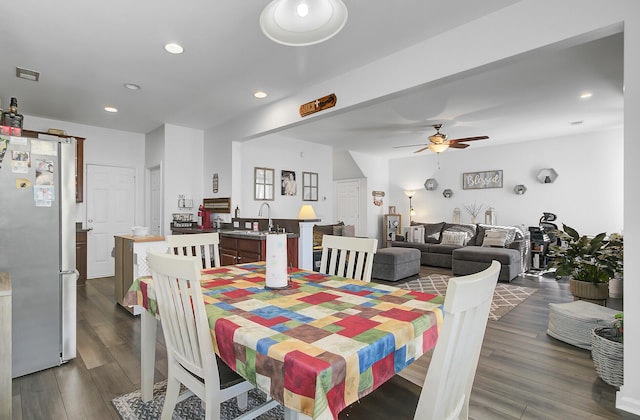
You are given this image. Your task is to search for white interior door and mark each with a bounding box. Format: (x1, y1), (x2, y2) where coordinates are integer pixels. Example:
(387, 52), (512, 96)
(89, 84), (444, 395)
(86, 164), (135, 278)
(334, 178), (365, 236)
(149, 166), (162, 236)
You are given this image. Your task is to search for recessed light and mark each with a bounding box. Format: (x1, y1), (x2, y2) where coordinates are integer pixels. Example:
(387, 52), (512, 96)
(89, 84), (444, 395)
(164, 43), (184, 54)
(254, 91), (268, 99)
(570, 120), (583, 125)
(124, 83), (141, 90)
(104, 106), (118, 113)
(580, 92), (592, 99)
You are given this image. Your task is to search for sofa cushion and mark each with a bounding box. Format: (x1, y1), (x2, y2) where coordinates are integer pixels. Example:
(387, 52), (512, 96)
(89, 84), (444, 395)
(443, 223), (477, 245)
(427, 243), (462, 255)
(411, 222), (445, 243)
(441, 230), (467, 246)
(342, 225), (355, 237)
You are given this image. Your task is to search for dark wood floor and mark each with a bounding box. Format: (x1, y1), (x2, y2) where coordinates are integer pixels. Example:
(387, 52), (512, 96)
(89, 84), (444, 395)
(11, 268), (638, 419)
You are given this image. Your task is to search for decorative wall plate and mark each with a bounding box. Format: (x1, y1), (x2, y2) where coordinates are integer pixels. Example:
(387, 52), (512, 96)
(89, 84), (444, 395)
(443, 189), (453, 198)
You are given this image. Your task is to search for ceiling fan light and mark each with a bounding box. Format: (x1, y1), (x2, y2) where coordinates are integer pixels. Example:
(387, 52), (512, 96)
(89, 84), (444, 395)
(429, 134), (446, 144)
(428, 143), (449, 153)
(260, 0), (348, 46)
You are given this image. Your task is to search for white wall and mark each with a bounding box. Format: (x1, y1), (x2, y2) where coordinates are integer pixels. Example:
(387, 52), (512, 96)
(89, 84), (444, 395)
(239, 134), (333, 223)
(24, 115), (146, 227)
(389, 129), (623, 236)
(162, 124), (204, 233)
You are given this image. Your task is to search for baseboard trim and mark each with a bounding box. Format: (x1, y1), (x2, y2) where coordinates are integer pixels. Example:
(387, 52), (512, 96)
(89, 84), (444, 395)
(616, 387), (640, 415)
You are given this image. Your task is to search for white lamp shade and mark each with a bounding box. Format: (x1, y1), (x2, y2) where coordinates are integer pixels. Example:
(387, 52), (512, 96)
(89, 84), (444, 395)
(297, 204), (318, 219)
(428, 143), (450, 153)
(404, 190), (416, 198)
(260, 0), (348, 46)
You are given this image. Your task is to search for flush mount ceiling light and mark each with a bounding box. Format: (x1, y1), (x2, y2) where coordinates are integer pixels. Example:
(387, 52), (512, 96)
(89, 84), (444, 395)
(164, 43), (184, 54)
(260, 0), (348, 46)
(104, 106), (118, 113)
(16, 67), (40, 82)
(124, 83), (141, 90)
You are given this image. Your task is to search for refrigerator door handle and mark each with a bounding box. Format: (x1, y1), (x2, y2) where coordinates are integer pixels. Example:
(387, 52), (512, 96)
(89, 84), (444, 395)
(61, 269), (79, 278)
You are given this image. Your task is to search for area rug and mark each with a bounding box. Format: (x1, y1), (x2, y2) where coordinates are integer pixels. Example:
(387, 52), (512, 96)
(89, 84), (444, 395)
(112, 380), (283, 420)
(400, 274), (537, 321)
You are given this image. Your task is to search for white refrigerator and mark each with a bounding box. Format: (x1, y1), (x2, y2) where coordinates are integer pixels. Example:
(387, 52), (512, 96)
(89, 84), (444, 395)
(0, 134), (77, 378)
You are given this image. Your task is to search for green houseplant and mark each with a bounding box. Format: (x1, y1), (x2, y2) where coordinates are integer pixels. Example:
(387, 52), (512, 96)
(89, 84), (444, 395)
(548, 224), (623, 303)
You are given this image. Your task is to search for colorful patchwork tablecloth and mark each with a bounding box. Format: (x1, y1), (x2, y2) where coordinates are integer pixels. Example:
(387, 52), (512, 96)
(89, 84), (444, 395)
(125, 263), (444, 419)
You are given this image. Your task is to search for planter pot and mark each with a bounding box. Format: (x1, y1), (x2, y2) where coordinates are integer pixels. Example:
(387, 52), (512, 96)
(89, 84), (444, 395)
(569, 279), (609, 305)
(591, 327), (623, 387)
(609, 278), (623, 298)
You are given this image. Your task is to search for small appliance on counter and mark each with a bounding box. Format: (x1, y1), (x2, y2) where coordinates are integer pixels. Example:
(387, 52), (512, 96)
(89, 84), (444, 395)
(172, 212), (196, 228)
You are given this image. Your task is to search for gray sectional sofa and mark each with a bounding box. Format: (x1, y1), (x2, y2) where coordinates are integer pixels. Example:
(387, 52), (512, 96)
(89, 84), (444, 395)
(390, 222), (530, 282)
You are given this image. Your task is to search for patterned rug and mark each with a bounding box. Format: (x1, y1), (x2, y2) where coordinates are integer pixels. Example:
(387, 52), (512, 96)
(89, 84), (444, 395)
(112, 380), (283, 420)
(400, 274), (537, 321)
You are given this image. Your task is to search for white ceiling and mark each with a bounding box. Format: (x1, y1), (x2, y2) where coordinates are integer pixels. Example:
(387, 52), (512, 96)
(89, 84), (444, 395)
(2, 1), (623, 158)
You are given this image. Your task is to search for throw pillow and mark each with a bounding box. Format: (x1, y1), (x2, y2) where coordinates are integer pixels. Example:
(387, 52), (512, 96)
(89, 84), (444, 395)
(482, 229), (509, 248)
(332, 225), (344, 236)
(411, 221), (445, 243)
(313, 222), (344, 246)
(477, 224), (517, 247)
(342, 225), (355, 237)
(443, 223), (477, 245)
(441, 230), (467, 246)
(404, 226), (425, 244)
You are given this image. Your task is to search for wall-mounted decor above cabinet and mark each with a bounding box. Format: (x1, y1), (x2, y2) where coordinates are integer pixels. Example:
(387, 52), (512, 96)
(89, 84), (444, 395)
(443, 189), (453, 198)
(536, 168), (558, 184)
(424, 178), (438, 191)
(254, 167), (275, 200)
(514, 184), (527, 195)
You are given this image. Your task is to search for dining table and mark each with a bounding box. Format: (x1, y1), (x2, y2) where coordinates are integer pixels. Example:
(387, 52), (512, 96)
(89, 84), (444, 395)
(123, 262), (444, 420)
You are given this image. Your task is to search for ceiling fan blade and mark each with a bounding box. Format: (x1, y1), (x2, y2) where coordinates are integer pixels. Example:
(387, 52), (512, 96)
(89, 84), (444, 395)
(448, 143), (469, 149)
(414, 145), (431, 153)
(393, 143), (428, 149)
(448, 135), (489, 143)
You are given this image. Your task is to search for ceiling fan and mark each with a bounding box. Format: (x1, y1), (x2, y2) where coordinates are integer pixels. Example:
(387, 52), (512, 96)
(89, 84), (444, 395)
(395, 124), (489, 153)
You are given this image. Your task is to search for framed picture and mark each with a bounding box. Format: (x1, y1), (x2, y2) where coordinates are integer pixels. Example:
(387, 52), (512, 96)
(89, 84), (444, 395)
(254, 167), (274, 200)
(302, 171), (318, 201)
(462, 170), (503, 190)
(281, 170), (297, 196)
(388, 205), (397, 214)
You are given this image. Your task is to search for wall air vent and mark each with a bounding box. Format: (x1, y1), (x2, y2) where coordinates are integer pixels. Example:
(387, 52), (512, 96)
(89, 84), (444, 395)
(16, 67), (40, 82)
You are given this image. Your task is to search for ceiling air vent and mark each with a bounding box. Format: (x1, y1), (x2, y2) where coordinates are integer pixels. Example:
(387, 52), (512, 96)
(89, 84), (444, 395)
(16, 67), (40, 82)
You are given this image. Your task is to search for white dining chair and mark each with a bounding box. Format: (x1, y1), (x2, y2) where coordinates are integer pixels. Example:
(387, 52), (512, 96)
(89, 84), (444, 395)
(319, 235), (378, 282)
(167, 232), (221, 269)
(338, 261), (501, 420)
(146, 250), (279, 420)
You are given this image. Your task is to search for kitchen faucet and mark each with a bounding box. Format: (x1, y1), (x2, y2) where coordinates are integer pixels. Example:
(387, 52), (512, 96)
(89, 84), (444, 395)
(258, 202), (273, 232)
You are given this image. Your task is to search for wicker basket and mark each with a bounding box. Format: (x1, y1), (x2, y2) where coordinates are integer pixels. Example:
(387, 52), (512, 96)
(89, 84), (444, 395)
(591, 327), (623, 387)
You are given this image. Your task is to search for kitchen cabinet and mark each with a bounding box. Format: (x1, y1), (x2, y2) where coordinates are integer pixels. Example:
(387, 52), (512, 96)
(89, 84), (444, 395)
(114, 235), (165, 315)
(220, 235), (299, 267)
(22, 129), (86, 202)
(76, 229), (88, 286)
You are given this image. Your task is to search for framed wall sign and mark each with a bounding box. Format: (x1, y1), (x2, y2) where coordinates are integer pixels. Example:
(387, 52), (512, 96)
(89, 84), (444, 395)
(302, 171), (318, 201)
(462, 170), (503, 190)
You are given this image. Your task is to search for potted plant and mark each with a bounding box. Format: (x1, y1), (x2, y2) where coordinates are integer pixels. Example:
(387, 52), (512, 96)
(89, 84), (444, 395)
(591, 313), (623, 387)
(547, 224), (623, 304)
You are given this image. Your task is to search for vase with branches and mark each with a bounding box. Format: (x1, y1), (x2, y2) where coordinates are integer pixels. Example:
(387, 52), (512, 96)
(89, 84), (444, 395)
(463, 202), (484, 224)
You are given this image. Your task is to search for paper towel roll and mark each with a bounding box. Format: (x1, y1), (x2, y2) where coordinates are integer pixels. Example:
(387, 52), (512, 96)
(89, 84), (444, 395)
(266, 233), (288, 288)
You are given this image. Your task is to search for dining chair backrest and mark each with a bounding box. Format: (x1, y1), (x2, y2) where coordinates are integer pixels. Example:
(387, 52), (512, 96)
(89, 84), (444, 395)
(167, 232), (221, 269)
(414, 260), (500, 420)
(147, 250), (279, 419)
(147, 251), (213, 380)
(319, 235), (378, 282)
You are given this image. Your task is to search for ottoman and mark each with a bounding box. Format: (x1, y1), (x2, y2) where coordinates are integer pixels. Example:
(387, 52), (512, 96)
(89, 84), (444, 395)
(547, 300), (618, 349)
(452, 246), (521, 282)
(372, 248), (421, 281)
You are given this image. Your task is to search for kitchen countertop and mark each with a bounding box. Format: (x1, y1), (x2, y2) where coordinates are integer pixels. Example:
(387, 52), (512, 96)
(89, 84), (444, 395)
(171, 227), (298, 239)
